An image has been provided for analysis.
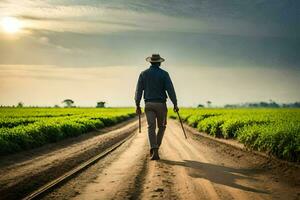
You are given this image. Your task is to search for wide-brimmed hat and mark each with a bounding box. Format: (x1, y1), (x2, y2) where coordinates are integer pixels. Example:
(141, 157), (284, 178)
(146, 54), (165, 63)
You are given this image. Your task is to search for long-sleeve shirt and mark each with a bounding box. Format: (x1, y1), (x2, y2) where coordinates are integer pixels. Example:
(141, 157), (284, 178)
(135, 65), (177, 106)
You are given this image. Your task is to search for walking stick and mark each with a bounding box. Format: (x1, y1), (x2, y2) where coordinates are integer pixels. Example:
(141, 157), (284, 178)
(138, 113), (141, 133)
(176, 111), (187, 139)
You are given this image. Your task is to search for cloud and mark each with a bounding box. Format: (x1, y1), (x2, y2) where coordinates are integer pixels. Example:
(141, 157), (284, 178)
(38, 36), (49, 44)
(0, 0), (299, 69)
(0, 64), (136, 81)
(36, 36), (71, 53)
(1, 0), (298, 37)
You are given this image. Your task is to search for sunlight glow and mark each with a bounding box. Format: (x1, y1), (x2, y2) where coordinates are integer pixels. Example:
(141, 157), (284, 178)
(1, 17), (22, 34)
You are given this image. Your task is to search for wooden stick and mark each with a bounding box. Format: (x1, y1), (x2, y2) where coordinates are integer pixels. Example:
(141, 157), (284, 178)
(139, 114), (141, 133)
(176, 111), (187, 139)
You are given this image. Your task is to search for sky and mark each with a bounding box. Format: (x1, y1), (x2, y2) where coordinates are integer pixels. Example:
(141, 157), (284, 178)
(0, 0), (299, 107)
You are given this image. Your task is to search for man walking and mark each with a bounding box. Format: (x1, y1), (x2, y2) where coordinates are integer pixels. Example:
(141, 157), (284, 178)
(135, 54), (179, 160)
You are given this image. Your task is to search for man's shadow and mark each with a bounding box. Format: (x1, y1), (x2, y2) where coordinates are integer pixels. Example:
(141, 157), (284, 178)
(159, 159), (269, 194)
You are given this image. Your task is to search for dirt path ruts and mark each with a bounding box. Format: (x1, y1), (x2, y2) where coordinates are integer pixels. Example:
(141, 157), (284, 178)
(44, 119), (299, 200)
(42, 121), (149, 200)
(73, 128), (148, 200)
(0, 117), (141, 200)
(150, 120), (299, 200)
(3, 117), (299, 200)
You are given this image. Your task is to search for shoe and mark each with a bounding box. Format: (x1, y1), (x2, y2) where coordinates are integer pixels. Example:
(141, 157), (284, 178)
(151, 148), (160, 160)
(149, 148), (153, 157)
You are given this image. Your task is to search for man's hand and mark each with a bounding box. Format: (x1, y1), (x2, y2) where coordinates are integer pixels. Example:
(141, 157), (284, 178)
(173, 105), (179, 112)
(136, 106), (142, 115)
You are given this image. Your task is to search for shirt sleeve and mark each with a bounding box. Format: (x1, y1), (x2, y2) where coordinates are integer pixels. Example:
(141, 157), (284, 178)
(135, 73), (144, 106)
(165, 72), (177, 106)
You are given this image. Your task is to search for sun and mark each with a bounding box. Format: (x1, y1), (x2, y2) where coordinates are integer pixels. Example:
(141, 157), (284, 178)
(1, 17), (22, 34)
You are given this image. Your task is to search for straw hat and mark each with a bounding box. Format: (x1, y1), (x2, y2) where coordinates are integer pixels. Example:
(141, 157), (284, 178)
(146, 54), (165, 63)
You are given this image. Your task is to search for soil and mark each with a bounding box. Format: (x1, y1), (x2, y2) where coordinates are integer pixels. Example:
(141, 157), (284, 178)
(43, 119), (300, 200)
(0, 117), (141, 200)
(1, 117), (299, 200)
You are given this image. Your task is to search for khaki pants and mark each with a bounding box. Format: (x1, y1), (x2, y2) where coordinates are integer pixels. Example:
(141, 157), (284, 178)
(145, 102), (167, 149)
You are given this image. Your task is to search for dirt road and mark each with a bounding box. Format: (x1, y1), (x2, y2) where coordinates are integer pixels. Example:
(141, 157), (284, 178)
(0, 117), (139, 200)
(43, 119), (300, 200)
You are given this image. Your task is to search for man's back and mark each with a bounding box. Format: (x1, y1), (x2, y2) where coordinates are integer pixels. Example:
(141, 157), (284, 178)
(135, 65), (177, 106)
(141, 66), (168, 102)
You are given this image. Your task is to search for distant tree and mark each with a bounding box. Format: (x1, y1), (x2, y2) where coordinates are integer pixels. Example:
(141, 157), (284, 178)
(197, 104), (204, 108)
(96, 101), (106, 108)
(62, 99), (74, 108)
(268, 99), (279, 108)
(259, 101), (269, 107)
(54, 104), (60, 108)
(206, 101), (212, 108)
(282, 102), (300, 108)
(293, 102), (300, 107)
(224, 104), (238, 108)
(17, 102), (24, 108)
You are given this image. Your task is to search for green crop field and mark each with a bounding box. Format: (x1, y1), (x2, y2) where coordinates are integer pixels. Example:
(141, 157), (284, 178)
(169, 108), (300, 162)
(0, 108), (135, 155)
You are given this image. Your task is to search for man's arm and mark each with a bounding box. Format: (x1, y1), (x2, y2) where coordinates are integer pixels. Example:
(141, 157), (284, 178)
(165, 72), (178, 108)
(135, 73), (144, 108)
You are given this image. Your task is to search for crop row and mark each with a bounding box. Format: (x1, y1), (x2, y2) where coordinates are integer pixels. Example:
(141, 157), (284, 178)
(0, 108), (135, 155)
(169, 108), (300, 162)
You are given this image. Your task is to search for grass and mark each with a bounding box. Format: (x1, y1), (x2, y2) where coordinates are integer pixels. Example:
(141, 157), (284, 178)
(0, 108), (135, 155)
(169, 108), (300, 162)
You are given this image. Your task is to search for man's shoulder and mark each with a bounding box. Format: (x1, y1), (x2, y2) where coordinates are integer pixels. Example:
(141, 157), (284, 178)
(158, 68), (169, 75)
(141, 68), (149, 73)
(139, 69), (148, 76)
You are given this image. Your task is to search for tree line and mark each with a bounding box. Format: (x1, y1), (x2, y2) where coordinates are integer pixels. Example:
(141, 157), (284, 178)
(0, 99), (106, 108)
(197, 100), (300, 108)
(224, 101), (300, 108)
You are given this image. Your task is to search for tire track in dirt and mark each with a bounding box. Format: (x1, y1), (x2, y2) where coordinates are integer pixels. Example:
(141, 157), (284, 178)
(163, 126), (222, 200)
(0, 117), (140, 200)
(36, 118), (300, 200)
(67, 125), (149, 200)
(140, 153), (178, 200)
(152, 120), (299, 200)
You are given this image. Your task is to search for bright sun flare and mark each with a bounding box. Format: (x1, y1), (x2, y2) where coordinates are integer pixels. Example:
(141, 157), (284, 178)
(1, 17), (22, 34)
